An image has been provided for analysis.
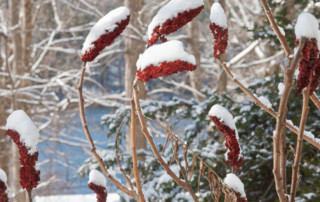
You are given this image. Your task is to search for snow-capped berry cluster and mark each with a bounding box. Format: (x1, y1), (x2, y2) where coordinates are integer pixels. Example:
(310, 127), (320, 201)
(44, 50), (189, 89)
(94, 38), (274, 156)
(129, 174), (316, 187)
(208, 105), (243, 171)
(5, 110), (40, 191)
(294, 13), (320, 94)
(209, 2), (228, 59)
(88, 170), (107, 202)
(136, 40), (197, 82)
(147, 0), (204, 46)
(0, 169), (8, 202)
(224, 173), (247, 202)
(81, 7), (130, 62)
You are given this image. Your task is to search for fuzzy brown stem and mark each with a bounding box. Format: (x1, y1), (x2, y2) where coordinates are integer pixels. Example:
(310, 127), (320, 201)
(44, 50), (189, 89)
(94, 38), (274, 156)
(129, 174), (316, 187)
(133, 79), (186, 187)
(131, 98), (146, 202)
(289, 85), (310, 201)
(78, 62), (138, 199)
(311, 93), (320, 111)
(260, 0), (292, 58)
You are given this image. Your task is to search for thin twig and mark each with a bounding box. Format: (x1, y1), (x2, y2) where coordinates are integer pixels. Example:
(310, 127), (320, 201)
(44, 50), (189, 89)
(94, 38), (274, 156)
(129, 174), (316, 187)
(78, 62), (138, 199)
(133, 78), (186, 187)
(289, 85), (310, 202)
(176, 158), (199, 202)
(130, 98), (146, 202)
(311, 93), (320, 111)
(114, 117), (134, 191)
(260, 0), (291, 58)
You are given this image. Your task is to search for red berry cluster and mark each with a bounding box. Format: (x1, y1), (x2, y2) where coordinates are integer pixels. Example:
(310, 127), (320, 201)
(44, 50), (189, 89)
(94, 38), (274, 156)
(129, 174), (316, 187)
(209, 116), (243, 171)
(137, 60), (197, 82)
(148, 6), (204, 46)
(0, 180), (8, 202)
(88, 182), (107, 202)
(209, 23), (228, 59)
(296, 38), (320, 94)
(5, 130), (40, 191)
(81, 16), (130, 62)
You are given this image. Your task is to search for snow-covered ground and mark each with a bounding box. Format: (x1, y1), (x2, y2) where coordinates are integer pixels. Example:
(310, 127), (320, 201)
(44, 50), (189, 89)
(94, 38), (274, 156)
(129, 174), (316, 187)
(34, 193), (120, 202)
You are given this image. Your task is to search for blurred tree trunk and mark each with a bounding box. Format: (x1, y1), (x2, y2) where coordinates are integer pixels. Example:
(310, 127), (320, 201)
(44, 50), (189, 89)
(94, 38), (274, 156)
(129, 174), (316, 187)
(124, 0), (146, 159)
(188, 19), (204, 101)
(6, 0), (33, 201)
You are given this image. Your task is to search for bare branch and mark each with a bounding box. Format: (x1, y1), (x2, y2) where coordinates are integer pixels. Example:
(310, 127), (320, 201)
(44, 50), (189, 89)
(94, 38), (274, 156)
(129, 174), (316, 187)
(290, 85), (310, 201)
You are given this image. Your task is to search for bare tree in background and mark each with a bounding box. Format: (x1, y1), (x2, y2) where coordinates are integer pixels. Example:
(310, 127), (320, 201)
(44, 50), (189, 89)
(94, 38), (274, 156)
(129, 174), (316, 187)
(124, 0), (147, 157)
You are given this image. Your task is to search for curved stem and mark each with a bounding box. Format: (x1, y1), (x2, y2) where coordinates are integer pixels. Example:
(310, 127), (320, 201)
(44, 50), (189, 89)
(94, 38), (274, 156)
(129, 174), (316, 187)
(133, 79), (186, 188)
(131, 98), (146, 202)
(78, 62), (138, 199)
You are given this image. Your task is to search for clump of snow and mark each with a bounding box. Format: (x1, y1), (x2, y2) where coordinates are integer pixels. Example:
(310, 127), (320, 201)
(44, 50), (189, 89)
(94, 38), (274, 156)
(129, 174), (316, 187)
(136, 40), (196, 71)
(81, 7), (130, 55)
(258, 96), (272, 108)
(224, 173), (246, 198)
(208, 104), (236, 131)
(6, 110), (40, 154)
(210, 2), (227, 29)
(278, 82), (285, 95)
(88, 169), (106, 188)
(295, 13), (319, 39)
(0, 169), (7, 183)
(147, 0), (204, 39)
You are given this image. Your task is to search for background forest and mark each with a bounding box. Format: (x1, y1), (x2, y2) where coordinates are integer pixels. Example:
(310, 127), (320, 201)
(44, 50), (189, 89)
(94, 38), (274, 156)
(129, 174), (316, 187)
(0, 0), (320, 201)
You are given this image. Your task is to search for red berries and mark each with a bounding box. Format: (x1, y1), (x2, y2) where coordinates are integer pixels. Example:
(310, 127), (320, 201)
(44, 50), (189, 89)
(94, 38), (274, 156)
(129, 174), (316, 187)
(88, 182), (107, 202)
(5, 130), (40, 191)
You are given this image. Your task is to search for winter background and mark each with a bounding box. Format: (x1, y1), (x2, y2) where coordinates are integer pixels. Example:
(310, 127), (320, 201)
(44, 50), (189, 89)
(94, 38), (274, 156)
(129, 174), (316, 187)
(0, 0), (320, 201)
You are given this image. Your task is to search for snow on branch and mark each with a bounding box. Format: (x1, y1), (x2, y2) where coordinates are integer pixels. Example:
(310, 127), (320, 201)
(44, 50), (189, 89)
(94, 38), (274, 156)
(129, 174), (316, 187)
(147, 0), (204, 45)
(88, 170), (107, 202)
(0, 169), (8, 202)
(136, 40), (197, 82)
(5, 110), (40, 191)
(224, 173), (247, 202)
(209, 2), (228, 59)
(81, 7), (130, 62)
(208, 105), (243, 171)
(294, 13), (320, 94)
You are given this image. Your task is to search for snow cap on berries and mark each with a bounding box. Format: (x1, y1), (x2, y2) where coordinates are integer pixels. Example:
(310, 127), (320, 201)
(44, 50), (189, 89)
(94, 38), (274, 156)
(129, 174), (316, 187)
(81, 7), (130, 62)
(136, 40), (197, 82)
(147, 0), (204, 45)
(210, 2), (227, 29)
(209, 105), (243, 171)
(295, 13), (319, 39)
(89, 169), (107, 188)
(224, 173), (247, 201)
(88, 170), (107, 202)
(6, 110), (39, 155)
(209, 2), (228, 59)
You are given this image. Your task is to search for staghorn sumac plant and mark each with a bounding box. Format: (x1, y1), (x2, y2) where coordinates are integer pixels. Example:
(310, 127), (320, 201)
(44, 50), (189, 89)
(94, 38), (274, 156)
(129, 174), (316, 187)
(5, 110), (40, 202)
(88, 170), (108, 202)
